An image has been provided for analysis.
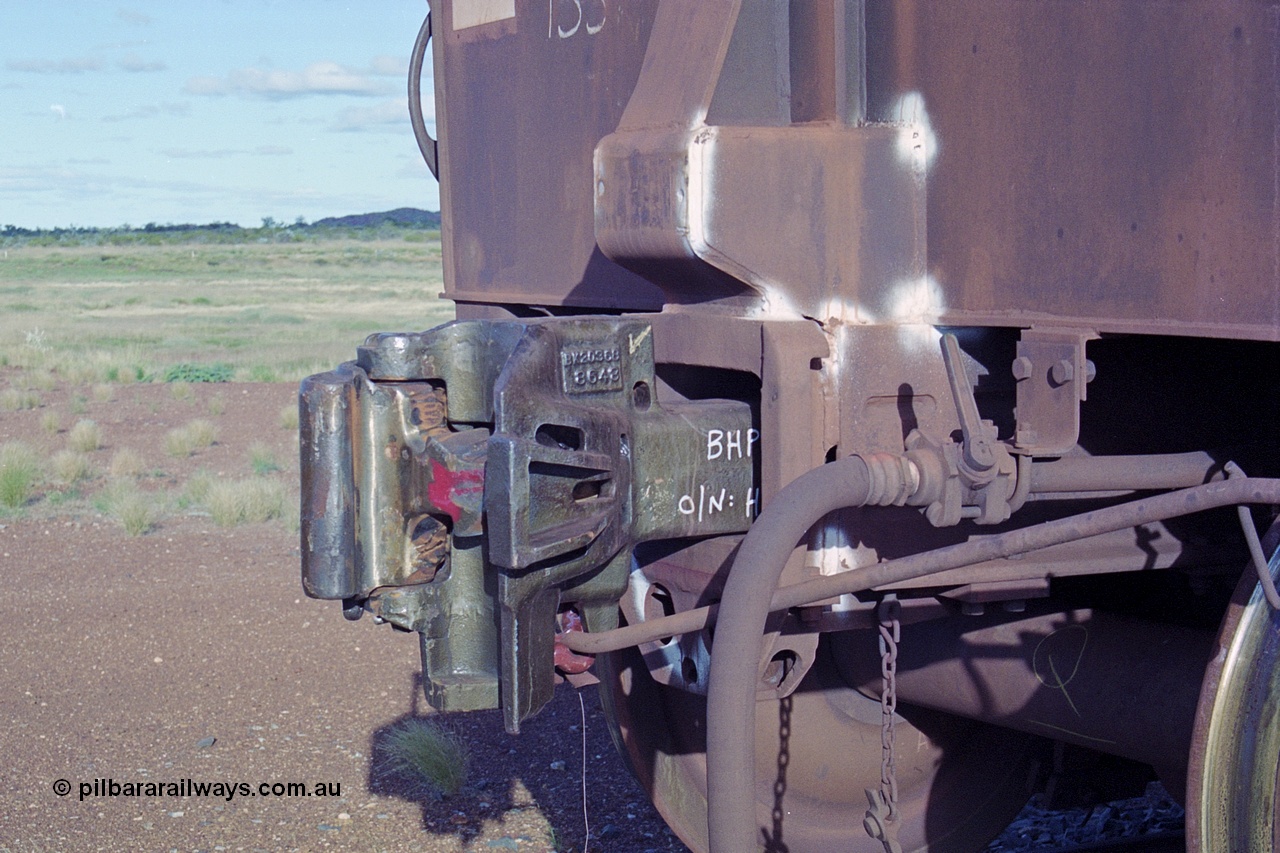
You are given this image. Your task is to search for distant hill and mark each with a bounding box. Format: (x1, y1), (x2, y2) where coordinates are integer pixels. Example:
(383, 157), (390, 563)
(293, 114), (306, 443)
(311, 208), (440, 229)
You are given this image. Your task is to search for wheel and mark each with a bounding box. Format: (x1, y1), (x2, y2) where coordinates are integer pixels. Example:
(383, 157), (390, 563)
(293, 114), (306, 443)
(597, 635), (1043, 852)
(1187, 529), (1280, 852)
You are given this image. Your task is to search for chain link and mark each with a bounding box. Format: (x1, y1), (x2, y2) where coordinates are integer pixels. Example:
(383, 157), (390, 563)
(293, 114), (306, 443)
(864, 596), (903, 853)
(878, 596), (901, 818)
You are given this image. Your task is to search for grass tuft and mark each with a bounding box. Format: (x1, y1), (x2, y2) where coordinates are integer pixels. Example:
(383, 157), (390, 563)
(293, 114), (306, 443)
(248, 442), (280, 475)
(165, 419), (217, 457)
(207, 394), (226, 416)
(383, 719), (470, 797)
(25, 371), (56, 392)
(0, 388), (40, 411)
(108, 447), (145, 479)
(0, 443), (40, 508)
(279, 404), (299, 431)
(40, 411), (60, 435)
(67, 419), (103, 452)
(92, 383), (114, 403)
(169, 381), (195, 403)
(180, 469), (215, 508)
(50, 450), (92, 485)
(95, 480), (157, 536)
(205, 477), (285, 526)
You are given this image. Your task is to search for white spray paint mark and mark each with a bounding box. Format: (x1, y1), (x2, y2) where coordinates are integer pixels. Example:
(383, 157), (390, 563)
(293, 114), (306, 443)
(891, 91), (938, 174)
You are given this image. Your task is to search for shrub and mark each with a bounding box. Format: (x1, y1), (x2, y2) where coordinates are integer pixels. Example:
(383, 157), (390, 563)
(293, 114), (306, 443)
(383, 719), (469, 797)
(164, 362), (233, 383)
(67, 419), (102, 452)
(0, 443), (39, 508)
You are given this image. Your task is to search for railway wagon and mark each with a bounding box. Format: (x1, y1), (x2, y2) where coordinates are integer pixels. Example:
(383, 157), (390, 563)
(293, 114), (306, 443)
(299, 2), (1280, 850)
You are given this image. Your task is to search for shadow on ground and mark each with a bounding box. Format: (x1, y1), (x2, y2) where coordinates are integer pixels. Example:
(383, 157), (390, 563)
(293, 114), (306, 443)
(367, 673), (689, 853)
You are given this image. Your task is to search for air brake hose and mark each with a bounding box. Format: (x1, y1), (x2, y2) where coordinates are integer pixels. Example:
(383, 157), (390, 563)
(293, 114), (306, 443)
(701, 470), (1280, 853)
(706, 455), (875, 853)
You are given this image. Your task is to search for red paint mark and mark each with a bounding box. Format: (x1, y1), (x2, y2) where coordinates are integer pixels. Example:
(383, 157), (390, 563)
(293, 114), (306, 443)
(427, 460), (484, 523)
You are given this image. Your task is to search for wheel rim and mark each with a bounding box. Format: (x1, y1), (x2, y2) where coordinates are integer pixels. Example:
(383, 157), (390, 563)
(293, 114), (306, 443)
(1188, 538), (1280, 852)
(598, 637), (1041, 853)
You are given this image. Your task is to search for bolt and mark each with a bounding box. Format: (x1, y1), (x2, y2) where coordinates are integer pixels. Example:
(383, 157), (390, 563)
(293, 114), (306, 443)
(960, 601), (985, 616)
(1050, 359), (1075, 384)
(1011, 356), (1034, 381)
(1084, 359), (1097, 383)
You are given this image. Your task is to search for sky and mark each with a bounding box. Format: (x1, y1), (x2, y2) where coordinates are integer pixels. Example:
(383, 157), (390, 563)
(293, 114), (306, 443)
(0, 1), (439, 229)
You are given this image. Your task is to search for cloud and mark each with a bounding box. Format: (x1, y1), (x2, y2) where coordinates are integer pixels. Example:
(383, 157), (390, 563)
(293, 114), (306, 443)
(184, 61), (391, 99)
(50, 104), (67, 120)
(368, 55), (407, 77)
(8, 57), (104, 74)
(102, 102), (190, 122)
(119, 55), (167, 73)
(331, 100), (410, 132)
(159, 146), (295, 159)
(117, 8), (151, 25)
(161, 148), (242, 160)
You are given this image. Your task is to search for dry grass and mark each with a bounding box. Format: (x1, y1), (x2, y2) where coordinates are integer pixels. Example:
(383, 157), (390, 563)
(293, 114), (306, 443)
(165, 419), (217, 457)
(182, 469), (215, 507)
(0, 388), (41, 411)
(95, 480), (158, 536)
(248, 443), (280, 475)
(108, 447), (145, 479)
(67, 419), (103, 452)
(25, 370), (56, 392)
(50, 450), (93, 486)
(279, 405), (299, 431)
(92, 383), (114, 403)
(207, 394), (226, 416)
(0, 239), (449, 384)
(40, 411), (60, 435)
(205, 477), (286, 526)
(0, 443), (40, 509)
(169, 382), (195, 403)
(65, 362), (101, 386)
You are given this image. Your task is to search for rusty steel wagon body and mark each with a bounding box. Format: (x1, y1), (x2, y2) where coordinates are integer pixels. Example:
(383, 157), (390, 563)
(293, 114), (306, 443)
(300, 3), (1280, 851)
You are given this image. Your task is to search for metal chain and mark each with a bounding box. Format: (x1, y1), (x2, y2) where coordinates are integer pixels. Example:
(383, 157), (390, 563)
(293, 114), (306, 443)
(878, 596), (901, 818)
(863, 596), (902, 853)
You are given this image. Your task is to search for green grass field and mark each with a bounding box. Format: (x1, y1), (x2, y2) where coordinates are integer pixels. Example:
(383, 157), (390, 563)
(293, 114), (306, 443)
(0, 236), (454, 383)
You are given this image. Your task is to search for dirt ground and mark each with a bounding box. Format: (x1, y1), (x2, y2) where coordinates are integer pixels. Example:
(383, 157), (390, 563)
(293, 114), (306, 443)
(0, 378), (688, 853)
